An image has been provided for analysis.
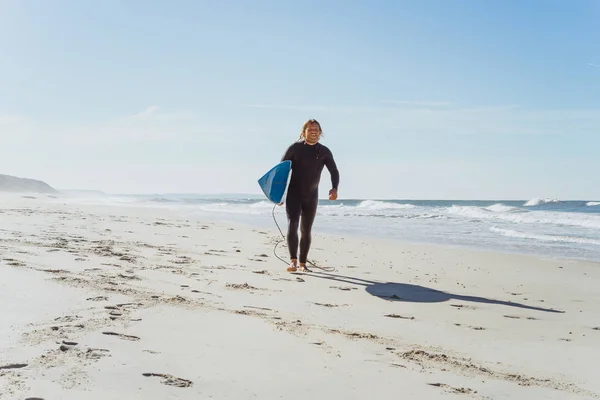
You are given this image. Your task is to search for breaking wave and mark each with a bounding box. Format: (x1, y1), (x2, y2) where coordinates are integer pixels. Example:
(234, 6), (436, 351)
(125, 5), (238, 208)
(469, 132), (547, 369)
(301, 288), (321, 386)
(446, 205), (600, 229)
(524, 198), (561, 206)
(490, 227), (600, 246)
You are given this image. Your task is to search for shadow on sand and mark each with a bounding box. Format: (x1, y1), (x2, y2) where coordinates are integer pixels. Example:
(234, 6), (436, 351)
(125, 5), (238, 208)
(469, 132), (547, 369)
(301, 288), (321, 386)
(306, 271), (564, 313)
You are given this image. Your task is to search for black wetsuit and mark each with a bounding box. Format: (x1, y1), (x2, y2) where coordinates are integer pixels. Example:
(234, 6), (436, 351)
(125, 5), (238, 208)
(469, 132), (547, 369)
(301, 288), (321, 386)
(281, 141), (339, 264)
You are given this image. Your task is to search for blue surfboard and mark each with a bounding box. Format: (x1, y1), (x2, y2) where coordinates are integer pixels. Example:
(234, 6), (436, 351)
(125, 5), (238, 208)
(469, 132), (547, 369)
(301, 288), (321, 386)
(257, 160), (292, 204)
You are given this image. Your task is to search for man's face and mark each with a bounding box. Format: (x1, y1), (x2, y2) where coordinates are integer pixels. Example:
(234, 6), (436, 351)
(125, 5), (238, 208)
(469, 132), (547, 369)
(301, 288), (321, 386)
(304, 123), (321, 144)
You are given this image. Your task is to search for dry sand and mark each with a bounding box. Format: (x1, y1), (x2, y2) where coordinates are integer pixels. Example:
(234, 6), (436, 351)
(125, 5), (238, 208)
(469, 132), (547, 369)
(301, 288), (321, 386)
(1, 194), (599, 399)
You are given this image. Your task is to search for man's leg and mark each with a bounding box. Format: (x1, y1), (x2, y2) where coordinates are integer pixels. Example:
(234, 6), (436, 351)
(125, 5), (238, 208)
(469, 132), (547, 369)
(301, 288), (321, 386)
(298, 195), (318, 271)
(285, 194), (301, 271)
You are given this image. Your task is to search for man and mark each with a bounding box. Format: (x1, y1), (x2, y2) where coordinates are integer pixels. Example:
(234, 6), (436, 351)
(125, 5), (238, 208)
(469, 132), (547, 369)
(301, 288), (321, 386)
(280, 119), (339, 272)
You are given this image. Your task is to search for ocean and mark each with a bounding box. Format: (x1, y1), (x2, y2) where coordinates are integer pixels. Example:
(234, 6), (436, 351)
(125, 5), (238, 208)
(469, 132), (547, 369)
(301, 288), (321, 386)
(58, 193), (600, 263)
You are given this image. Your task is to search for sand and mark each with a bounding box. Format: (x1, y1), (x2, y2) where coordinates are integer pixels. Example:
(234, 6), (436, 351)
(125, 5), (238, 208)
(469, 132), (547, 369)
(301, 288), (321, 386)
(1, 193), (599, 399)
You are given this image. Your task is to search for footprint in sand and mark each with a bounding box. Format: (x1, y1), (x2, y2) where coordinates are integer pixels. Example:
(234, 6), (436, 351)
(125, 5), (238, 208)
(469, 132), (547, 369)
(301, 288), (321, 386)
(313, 302), (346, 308)
(102, 332), (140, 341)
(83, 348), (111, 360)
(427, 382), (476, 395)
(108, 311), (123, 319)
(454, 324), (486, 331)
(171, 255), (193, 265)
(42, 268), (68, 274)
(329, 286), (357, 291)
(504, 315), (537, 321)
(104, 302), (143, 313)
(226, 283), (259, 291)
(6, 260), (26, 267)
(252, 270), (268, 275)
(190, 289), (218, 298)
(105, 306), (125, 320)
(54, 315), (81, 323)
(384, 314), (415, 320)
(59, 340), (79, 351)
(142, 373), (193, 387)
(244, 305), (273, 312)
(0, 363), (28, 370)
(449, 304), (477, 310)
(87, 296), (108, 301)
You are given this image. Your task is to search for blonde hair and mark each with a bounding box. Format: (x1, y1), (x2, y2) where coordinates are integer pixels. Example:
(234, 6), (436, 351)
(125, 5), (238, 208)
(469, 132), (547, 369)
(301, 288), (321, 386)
(297, 119), (323, 142)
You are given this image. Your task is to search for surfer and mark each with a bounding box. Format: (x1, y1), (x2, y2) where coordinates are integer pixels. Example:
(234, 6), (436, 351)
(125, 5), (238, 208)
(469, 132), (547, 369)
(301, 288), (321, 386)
(280, 119), (339, 272)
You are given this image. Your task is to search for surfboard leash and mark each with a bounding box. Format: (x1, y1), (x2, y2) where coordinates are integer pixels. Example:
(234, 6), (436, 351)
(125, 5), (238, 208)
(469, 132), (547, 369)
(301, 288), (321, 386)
(271, 203), (335, 272)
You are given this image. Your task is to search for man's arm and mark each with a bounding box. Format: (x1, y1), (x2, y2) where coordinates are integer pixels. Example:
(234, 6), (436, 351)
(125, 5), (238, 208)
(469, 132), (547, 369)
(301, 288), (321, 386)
(281, 143), (295, 162)
(324, 149), (340, 190)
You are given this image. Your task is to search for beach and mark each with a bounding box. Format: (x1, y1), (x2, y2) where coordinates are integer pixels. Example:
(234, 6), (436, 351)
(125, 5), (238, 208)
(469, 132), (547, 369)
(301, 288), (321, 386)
(1, 193), (599, 399)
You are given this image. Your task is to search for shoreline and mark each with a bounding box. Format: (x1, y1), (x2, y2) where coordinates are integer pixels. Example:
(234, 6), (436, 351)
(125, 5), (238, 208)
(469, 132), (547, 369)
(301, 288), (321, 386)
(175, 207), (600, 266)
(7, 192), (600, 264)
(1, 195), (599, 399)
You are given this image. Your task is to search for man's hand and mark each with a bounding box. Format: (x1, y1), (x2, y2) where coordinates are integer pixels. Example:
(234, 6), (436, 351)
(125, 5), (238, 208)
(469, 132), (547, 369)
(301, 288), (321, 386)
(328, 188), (338, 201)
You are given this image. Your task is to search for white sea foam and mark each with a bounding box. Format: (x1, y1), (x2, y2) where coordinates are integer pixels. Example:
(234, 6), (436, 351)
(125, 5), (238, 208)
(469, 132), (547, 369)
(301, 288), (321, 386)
(356, 200), (416, 210)
(524, 198), (561, 206)
(490, 227), (600, 246)
(484, 203), (520, 213)
(447, 205), (600, 229)
(586, 201), (600, 206)
(312, 200), (419, 218)
(249, 201), (273, 209)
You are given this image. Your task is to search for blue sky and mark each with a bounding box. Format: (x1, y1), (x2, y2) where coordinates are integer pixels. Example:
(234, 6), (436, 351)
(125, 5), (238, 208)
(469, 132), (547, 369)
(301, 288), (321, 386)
(1, 0), (599, 199)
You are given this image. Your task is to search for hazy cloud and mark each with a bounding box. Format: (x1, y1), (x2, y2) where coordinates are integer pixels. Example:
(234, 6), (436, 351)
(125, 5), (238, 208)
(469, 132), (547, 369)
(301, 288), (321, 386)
(120, 105), (192, 123)
(4, 101), (599, 151)
(241, 104), (330, 112)
(1, 105), (217, 145)
(129, 105), (159, 120)
(381, 100), (454, 108)
(0, 114), (25, 125)
(262, 101), (599, 136)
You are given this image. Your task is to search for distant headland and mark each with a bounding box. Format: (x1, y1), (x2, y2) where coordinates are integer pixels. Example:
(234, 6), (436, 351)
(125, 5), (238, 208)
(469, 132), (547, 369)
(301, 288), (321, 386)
(0, 173), (58, 194)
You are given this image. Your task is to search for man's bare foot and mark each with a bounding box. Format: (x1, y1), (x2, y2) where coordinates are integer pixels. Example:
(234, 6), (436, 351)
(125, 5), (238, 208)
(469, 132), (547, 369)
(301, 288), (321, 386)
(286, 260), (298, 272)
